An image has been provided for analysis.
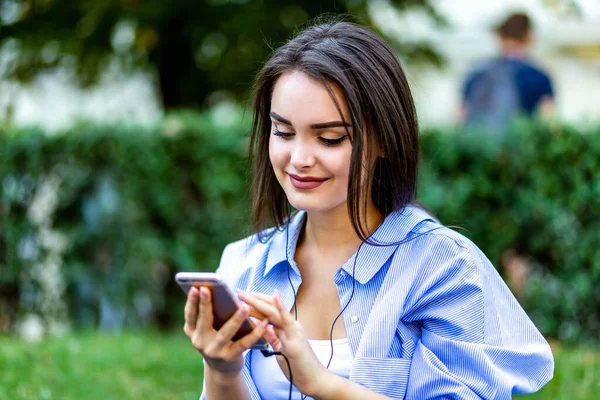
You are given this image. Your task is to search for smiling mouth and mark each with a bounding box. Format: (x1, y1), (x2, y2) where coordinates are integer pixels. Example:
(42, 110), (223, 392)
(288, 174), (328, 182)
(287, 173), (329, 189)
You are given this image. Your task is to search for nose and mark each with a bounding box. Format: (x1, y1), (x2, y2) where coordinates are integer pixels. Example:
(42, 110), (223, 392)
(290, 138), (316, 170)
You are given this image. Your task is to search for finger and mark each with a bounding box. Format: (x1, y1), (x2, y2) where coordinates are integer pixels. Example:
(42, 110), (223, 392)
(213, 304), (250, 347)
(238, 292), (283, 326)
(237, 289), (268, 322)
(265, 325), (283, 352)
(241, 290), (291, 324)
(238, 290), (274, 303)
(184, 287), (199, 332)
(239, 292), (277, 317)
(245, 305), (267, 321)
(230, 319), (269, 354)
(274, 292), (294, 324)
(196, 286), (214, 334)
(248, 315), (268, 328)
(264, 324), (279, 344)
(249, 317), (279, 347)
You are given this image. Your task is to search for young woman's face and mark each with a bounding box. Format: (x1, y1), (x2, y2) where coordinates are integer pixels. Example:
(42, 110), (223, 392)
(269, 70), (354, 215)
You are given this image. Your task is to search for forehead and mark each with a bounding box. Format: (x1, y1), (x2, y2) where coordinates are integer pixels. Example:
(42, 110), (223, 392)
(270, 70), (350, 124)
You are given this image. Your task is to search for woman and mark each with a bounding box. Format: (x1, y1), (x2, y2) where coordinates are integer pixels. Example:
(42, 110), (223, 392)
(183, 20), (554, 399)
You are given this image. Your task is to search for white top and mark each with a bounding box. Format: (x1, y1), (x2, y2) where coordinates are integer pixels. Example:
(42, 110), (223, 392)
(252, 338), (353, 400)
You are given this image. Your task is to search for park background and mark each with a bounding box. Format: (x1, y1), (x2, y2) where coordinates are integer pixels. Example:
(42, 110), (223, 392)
(1, 0), (599, 399)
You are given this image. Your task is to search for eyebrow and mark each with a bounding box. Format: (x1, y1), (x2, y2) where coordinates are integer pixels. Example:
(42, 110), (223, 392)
(269, 112), (351, 130)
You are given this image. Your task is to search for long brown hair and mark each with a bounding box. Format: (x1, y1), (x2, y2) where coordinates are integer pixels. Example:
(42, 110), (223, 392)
(249, 20), (419, 241)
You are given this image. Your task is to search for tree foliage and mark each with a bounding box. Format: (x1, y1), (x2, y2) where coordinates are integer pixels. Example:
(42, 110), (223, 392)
(0, 0), (443, 108)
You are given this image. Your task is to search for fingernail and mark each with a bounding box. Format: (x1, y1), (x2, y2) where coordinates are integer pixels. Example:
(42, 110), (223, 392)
(190, 288), (198, 298)
(273, 289), (279, 295)
(199, 288), (208, 300)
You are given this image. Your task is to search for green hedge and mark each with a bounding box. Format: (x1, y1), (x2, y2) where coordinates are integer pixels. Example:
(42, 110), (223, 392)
(419, 122), (600, 344)
(0, 112), (252, 331)
(1, 114), (598, 344)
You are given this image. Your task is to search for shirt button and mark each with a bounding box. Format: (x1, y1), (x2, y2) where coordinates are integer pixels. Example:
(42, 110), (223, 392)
(351, 315), (358, 323)
(340, 270), (347, 277)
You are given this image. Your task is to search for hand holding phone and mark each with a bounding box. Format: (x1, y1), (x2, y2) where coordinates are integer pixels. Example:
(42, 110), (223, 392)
(176, 272), (268, 350)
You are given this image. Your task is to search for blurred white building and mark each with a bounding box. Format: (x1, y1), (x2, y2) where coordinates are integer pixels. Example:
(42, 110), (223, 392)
(372, 0), (600, 128)
(1, 0), (599, 131)
(0, 64), (162, 133)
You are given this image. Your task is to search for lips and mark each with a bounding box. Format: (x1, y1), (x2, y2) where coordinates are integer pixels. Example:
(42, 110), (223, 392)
(288, 173), (328, 190)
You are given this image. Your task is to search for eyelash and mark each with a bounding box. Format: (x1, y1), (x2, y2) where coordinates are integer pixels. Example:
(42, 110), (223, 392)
(272, 128), (347, 147)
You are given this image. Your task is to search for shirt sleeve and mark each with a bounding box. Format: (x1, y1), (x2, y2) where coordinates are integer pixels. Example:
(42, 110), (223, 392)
(401, 239), (554, 399)
(462, 71), (478, 103)
(536, 69), (554, 99)
(198, 354), (261, 400)
(198, 355), (261, 400)
(519, 66), (554, 113)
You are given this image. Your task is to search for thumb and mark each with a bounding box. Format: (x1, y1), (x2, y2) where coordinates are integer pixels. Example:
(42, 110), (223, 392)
(265, 325), (283, 352)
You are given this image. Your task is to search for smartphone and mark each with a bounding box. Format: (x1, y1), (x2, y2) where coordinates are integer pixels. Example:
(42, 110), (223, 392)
(175, 272), (267, 350)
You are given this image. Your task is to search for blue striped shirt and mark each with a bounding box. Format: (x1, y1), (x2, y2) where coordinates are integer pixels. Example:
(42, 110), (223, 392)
(200, 205), (554, 399)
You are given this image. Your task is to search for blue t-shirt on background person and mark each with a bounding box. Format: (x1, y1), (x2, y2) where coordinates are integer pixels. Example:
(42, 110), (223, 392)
(462, 57), (554, 133)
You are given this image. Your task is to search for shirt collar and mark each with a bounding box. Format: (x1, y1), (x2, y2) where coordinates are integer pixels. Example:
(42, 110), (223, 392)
(340, 205), (436, 284)
(264, 205), (435, 283)
(265, 211), (305, 277)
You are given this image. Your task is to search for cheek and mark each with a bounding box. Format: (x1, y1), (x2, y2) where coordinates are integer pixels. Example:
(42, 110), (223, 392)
(268, 136), (286, 169)
(330, 148), (352, 179)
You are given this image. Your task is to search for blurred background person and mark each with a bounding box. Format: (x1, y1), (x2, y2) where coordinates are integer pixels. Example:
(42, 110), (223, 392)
(459, 12), (555, 135)
(459, 12), (556, 299)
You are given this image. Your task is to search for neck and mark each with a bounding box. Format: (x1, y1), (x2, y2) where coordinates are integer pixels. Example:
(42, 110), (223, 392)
(500, 39), (530, 59)
(301, 203), (384, 254)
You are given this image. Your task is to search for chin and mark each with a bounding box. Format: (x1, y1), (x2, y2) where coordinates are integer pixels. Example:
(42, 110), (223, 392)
(286, 194), (345, 215)
(287, 198), (323, 213)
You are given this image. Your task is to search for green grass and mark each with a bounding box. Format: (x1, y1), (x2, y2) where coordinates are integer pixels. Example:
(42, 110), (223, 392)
(515, 342), (600, 400)
(0, 332), (598, 399)
(0, 331), (203, 400)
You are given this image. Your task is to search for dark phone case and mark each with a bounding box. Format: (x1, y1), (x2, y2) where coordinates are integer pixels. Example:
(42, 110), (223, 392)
(177, 274), (267, 348)
(207, 283), (254, 341)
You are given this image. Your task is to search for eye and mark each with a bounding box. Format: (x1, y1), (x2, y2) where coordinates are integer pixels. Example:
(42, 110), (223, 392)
(318, 136), (347, 147)
(272, 128), (294, 139)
